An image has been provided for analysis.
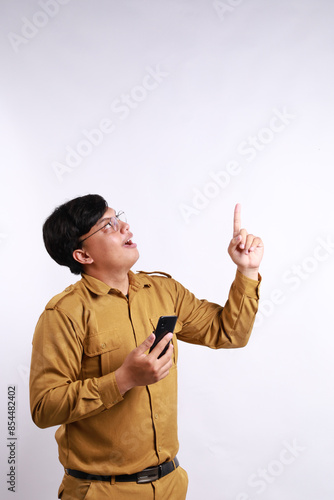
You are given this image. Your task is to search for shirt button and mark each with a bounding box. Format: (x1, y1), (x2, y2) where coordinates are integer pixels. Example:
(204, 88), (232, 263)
(154, 413), (158, 419)
(158, 446), (162, 452)
(100, 343), (106, 349)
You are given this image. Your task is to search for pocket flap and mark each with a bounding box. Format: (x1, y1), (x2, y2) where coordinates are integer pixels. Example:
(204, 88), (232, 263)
(83, 330), (121, 357)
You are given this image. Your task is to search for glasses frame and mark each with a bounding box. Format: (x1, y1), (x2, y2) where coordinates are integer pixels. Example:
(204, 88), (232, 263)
(78, 211), (126, 244)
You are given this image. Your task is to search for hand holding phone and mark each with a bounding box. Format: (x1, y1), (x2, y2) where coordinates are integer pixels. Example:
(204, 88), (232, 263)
(149, 315), (177, 359)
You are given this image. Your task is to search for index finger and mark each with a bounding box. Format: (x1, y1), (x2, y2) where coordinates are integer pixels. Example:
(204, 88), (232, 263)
(233, 203), (241, 237)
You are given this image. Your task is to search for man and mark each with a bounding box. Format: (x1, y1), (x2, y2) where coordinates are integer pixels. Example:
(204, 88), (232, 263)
(30, 194), (263, 500)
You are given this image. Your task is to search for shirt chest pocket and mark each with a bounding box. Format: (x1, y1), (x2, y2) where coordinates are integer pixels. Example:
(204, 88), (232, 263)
(82, 330), (122, 377)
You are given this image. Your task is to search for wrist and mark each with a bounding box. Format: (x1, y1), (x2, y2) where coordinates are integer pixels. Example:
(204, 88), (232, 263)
(237, 266), (259, 281)
(115, 366), (133, 396)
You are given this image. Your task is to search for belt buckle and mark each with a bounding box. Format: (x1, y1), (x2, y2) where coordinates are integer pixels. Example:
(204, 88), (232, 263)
(136, 465), (161, 484)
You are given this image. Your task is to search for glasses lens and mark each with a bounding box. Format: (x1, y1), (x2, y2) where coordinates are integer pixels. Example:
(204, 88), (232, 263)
(116, 211), (127, 223)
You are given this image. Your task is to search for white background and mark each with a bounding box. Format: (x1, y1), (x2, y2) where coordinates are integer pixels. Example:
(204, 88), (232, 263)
(1, 0), (334, 498)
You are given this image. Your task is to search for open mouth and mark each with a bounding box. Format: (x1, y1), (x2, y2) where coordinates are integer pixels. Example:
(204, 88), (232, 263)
(123, 234), (137, 247)
(123, 232), (137, 248)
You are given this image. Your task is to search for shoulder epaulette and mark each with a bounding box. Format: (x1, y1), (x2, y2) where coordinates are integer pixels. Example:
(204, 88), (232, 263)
(45, 284), (75, 309)
(136, 270), (172, 279)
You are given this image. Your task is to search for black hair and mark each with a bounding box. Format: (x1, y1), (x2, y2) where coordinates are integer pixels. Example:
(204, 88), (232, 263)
(43, 194), (108, 275)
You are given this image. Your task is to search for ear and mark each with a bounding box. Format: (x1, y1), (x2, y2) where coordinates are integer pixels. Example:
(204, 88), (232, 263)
(73, 248), (94, 266)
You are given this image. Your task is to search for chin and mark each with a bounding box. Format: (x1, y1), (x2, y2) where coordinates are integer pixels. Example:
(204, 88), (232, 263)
(130, 249), (140, 266)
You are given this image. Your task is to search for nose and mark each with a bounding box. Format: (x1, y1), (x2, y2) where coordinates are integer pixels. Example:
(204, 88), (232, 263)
(119, 220), (130, 232)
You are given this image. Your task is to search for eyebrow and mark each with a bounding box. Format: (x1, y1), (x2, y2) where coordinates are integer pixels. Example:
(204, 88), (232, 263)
(96, 210), (116, 226)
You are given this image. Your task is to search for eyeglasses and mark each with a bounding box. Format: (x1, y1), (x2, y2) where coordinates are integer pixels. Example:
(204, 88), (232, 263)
(79, 211), (127, 244)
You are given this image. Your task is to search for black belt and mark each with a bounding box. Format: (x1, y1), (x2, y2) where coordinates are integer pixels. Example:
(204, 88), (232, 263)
(66, 457), (179, 484)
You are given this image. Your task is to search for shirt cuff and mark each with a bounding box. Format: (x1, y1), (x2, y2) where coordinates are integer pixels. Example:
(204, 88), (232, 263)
(96, 372), (124, 409)
(234, 269), (262, 300)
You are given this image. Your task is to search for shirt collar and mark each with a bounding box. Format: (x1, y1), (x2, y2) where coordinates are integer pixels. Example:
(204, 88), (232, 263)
(81, 271), (151, 296)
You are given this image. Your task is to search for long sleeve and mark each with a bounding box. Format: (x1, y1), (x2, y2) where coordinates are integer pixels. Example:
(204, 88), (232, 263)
(29, 309), (123, 429)
(173, 270), (261, 348)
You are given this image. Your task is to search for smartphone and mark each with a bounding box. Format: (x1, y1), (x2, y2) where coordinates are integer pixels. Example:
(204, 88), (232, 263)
(149, 315), (178, 359)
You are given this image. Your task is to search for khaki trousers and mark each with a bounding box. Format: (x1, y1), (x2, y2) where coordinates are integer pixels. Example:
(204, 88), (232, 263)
(58, 465), (188, 499)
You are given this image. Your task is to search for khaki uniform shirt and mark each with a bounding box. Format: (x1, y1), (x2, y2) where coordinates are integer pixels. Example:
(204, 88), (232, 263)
(30, 270), (261, 475)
